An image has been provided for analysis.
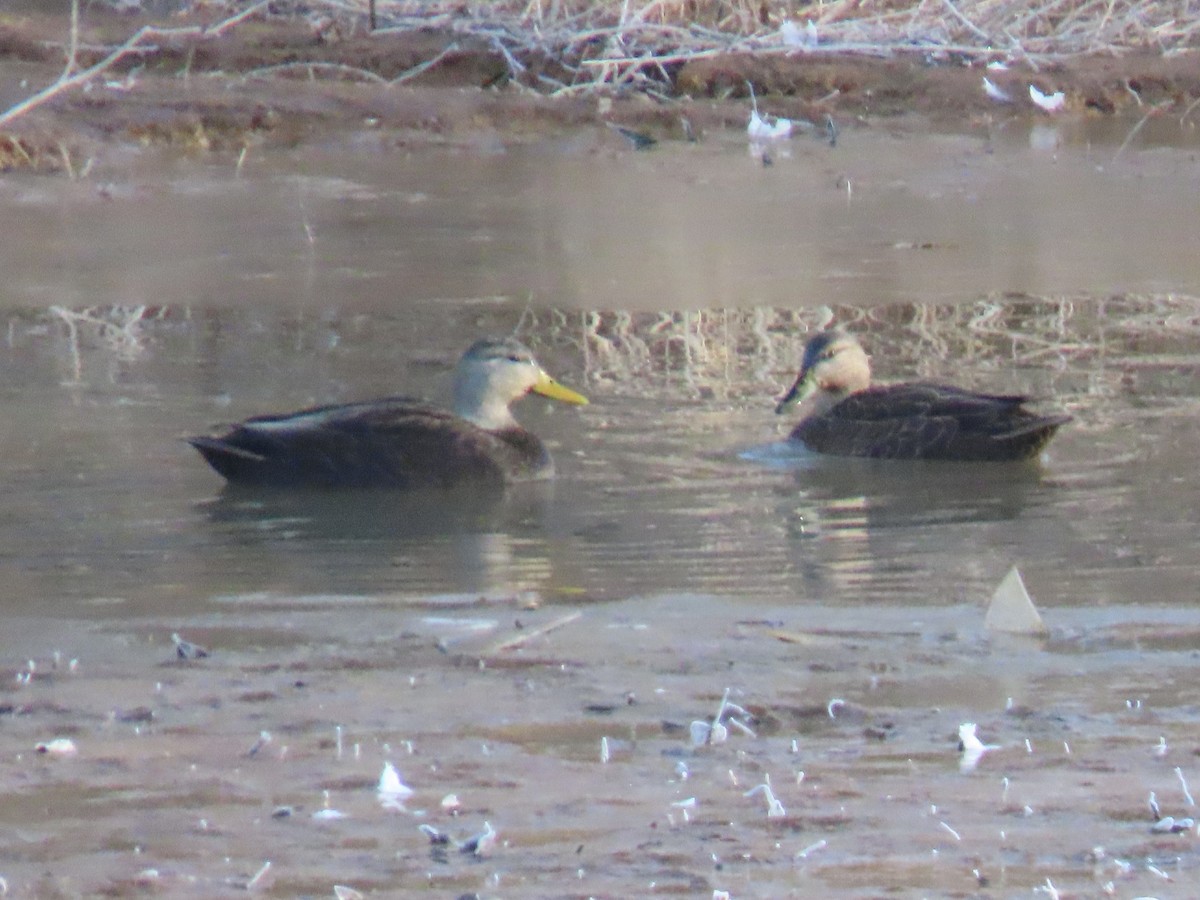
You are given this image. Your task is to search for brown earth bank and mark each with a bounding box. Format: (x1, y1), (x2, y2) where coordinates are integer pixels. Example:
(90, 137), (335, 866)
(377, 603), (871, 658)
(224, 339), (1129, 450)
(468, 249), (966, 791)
(1, 5), (1199, 171)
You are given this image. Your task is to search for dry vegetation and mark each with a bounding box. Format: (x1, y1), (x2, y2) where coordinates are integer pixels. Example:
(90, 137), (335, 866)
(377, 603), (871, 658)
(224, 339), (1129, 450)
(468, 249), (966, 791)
(1, 0), (1198, 126)
(363, 0), (1200, 87)
(35, 294), (1200, 411)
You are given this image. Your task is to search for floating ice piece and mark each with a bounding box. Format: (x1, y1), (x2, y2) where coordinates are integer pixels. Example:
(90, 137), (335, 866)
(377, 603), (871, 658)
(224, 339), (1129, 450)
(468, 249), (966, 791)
(606, 122), (656, 150)
(690, 720), (729, 746)
(985, 566), (1047, 635)
(440, 793), (461, 812)
(461, 821), (497, 857)
(246, 731), (271, 757)
(35, 737), (78, 757)
(796, 838), (827, 859)
(983, 77), (1011, 103)
(1177, 765), (1196, 805)
(334, 886), (365, 900)
(959, 722), (1000, 772)
(172, 632), (209, 660)
(748, 110), (794, 141)
(780, 19), (819, 49)
(420, 823), (451, 845)
(986, 60), (1009, 71)
(377, 761), (413, 810)
(1152, 816), (1195, 834)
(312, 808), (347, 821)
(744, 782), (786, 817)
(1029, 84), (1066, 113)
(245, 861), (271, 891)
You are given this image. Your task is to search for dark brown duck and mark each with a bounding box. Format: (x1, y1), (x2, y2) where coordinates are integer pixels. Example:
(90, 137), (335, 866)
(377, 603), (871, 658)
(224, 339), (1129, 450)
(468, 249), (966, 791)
(775, 329), (1070, 461)
(189, 337), (588, 488)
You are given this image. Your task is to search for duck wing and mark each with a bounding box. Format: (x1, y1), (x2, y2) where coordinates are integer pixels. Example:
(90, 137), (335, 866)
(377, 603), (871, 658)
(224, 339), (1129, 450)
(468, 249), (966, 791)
(189, 397), (548, 488)
(793, 383), (1070, 461)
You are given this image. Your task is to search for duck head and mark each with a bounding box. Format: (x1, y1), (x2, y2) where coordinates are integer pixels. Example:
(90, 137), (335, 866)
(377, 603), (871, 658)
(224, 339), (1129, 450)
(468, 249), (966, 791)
(775, 329), (871, 415)
(455, 337), (588, 430)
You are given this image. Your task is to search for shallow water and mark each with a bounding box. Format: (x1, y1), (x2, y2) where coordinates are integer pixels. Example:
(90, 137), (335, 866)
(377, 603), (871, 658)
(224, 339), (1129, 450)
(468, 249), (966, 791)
(3, 122), (1200, 897)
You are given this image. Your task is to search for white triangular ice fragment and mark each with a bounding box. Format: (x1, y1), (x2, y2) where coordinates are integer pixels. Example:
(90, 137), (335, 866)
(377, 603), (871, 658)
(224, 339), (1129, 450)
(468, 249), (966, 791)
(958, 722), (1000, 772)
(377, 761), (414, 810)
(985, 566), (1048, 635)
(959, 722), (986, 753)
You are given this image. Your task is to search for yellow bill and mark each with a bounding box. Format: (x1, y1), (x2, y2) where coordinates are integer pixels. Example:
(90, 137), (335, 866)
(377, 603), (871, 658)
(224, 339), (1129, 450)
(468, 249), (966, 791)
(532, 370), (588, 405)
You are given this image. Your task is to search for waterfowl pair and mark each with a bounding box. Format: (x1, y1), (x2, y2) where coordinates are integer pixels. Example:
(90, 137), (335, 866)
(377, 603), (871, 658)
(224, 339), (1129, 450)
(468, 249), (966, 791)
(776, 329), (1070, 461)
(189, 337), (587, 489)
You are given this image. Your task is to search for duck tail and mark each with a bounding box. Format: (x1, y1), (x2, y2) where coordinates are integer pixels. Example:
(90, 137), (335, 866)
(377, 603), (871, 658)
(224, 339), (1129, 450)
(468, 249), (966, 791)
(994, 411), (1073, 440)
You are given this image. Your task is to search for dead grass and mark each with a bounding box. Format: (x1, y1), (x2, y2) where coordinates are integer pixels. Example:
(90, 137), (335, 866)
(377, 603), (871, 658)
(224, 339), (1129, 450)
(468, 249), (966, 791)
(352, 0), (1200, 94)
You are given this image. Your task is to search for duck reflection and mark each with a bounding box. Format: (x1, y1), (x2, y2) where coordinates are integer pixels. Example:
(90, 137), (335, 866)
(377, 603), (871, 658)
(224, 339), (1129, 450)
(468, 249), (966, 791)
(770, 453), (1053, 602)
(196, 481), (565, 596)
(777, 455), (1049, 534)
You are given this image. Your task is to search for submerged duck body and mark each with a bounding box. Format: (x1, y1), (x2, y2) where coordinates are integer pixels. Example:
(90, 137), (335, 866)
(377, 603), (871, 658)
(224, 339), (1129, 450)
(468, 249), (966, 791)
(189, 337), (588, 488)
(775, 330), (1070, 462)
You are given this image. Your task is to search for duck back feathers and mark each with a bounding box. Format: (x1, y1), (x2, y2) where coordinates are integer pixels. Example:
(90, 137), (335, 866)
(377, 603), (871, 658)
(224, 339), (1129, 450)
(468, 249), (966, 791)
(189, 398), (552, 489)
(790, 382), (1070, 461)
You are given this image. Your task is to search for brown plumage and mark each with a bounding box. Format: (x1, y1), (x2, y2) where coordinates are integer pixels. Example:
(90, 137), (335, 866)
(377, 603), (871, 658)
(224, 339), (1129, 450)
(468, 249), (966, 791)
(775, 330), (1070, 462)
(188, 338), (587, 489)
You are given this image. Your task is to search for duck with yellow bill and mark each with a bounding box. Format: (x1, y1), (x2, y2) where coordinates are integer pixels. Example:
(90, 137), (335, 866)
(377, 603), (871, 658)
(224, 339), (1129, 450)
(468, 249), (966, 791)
(189, 337), (588, 488)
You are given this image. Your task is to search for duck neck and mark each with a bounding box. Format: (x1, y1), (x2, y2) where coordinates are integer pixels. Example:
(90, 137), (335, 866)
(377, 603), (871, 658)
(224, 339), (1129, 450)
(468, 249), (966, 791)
(799, 387), (852, 421)
(454, 377), (519, 432)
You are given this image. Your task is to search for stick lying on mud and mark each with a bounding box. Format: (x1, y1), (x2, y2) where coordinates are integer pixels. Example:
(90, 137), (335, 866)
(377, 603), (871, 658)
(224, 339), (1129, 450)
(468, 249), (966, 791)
(0, 0), (269, 128)
(485, 611), (583, 655)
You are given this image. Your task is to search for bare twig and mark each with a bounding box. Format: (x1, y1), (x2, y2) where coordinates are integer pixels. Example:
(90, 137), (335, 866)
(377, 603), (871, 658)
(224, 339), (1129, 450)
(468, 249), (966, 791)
(939, 0), (991, 42)
(0, 1), (269, 128)
(391, 42), (461, 85)
(485, 611), (583, 654)
(243, 62), (390, 84)
(1112, 101), (1170, 162)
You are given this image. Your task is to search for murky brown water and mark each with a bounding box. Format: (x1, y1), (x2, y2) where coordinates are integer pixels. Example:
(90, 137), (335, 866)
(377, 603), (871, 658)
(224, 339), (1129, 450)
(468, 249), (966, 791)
(3, 123), (1200, 897)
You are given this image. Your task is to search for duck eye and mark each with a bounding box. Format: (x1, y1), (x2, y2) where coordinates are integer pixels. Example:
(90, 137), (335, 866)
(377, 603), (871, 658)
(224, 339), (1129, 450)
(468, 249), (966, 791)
(507, 355), (524, 363)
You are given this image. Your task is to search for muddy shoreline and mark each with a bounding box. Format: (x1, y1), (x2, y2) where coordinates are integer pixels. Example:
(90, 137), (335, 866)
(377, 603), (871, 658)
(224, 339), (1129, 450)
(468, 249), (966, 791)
(2, 6), (1199, 171)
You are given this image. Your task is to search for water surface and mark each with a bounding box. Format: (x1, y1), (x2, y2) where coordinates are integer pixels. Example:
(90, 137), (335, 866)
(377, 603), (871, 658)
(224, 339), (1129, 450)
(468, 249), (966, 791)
(2, 123), (1200, 897)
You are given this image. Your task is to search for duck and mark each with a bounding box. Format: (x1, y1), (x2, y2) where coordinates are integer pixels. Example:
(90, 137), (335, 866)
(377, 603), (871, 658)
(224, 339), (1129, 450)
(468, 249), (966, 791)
(188, 337), (588, 488)
(774, 329), (1070, 461)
